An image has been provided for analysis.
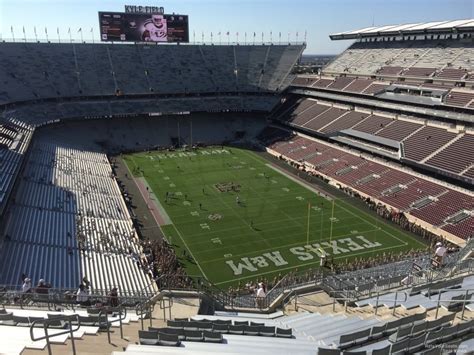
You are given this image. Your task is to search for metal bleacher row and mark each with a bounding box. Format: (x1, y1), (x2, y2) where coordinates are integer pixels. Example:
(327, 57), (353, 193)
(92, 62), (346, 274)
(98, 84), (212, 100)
(114, 306), (474, 354)
(0, 306), (141, 355)
(292, 38), (474, 111)
(0, 42), (304, 104)
(322, 39), (474, 77)
(0, 137), (152, 294)
(274, 97), (474, 181)
(292, 74), (474, 110)
(0, 120), (33, 213)
(265, 129), (474, 240)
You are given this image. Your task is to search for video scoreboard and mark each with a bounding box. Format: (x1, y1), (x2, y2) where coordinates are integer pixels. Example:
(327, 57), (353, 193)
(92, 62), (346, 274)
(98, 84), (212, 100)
(99, 6), (189, 43)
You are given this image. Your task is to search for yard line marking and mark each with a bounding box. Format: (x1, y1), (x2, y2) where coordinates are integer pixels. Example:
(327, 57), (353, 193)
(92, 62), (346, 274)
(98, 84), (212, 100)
(335, 203), (411, 246)
(170, 223), (209, 280)
(185, 217), (366, 245)
(187, 220), (370, 248)
(265, 163), (333, 201)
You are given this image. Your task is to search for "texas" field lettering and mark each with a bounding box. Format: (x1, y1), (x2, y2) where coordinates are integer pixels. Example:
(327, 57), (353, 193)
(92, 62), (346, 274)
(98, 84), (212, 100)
(225, 236), (381, 276)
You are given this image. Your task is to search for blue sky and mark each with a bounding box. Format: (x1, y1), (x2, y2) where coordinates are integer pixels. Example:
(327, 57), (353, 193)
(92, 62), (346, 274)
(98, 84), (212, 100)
(0, 0), (473, 54)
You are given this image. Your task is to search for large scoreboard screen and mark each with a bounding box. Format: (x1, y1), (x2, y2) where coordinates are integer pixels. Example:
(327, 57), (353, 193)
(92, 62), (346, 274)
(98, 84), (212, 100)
(99, 12), (189, 43)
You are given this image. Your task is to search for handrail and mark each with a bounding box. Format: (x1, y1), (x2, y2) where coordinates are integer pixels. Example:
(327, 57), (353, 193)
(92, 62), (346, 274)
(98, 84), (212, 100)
(428, 287), (474, 320)
(30, 314), (81, 355)
(373, 291), (408, 316)
(329, 291), (357, 313)
(136, 299), (155, 330)
(0, 289), (148, 311)
(97, 306), (127, 344)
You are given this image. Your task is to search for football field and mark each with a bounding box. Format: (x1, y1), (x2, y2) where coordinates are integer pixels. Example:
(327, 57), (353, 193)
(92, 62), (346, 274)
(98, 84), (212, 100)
(124, 147), (426, 288)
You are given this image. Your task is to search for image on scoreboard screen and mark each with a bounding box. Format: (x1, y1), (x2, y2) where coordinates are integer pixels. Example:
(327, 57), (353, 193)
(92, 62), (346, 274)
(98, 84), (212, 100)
(138, 13), (168, 42)
(99, 11), (189, 43)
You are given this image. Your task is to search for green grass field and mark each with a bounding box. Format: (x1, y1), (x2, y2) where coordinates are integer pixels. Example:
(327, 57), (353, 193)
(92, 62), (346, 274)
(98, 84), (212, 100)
(124, 147), (426, 288)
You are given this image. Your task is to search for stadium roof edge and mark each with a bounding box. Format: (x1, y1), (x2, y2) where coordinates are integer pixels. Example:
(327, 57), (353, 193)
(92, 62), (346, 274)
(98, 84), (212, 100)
(329, 19), (474, 40)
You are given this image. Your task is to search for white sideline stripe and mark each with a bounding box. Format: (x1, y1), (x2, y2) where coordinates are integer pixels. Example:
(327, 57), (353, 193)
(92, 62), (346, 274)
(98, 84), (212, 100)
(170, 223), (209, 280)
(264, 163), (333, 201)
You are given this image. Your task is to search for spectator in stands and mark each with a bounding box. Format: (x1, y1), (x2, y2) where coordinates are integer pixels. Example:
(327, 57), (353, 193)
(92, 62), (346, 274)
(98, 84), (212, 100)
(82, 276), (91, 291)
(76, 284), (90, 306)
(22, 278), (32, 293)
(108, 287), (119, 308)
(255, 282), (266, 308)
(36, 279), (50, 294)
(433, 242), (447, 267)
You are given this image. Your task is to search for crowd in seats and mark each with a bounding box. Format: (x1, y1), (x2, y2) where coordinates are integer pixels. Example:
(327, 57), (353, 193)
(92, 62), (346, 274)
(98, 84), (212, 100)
(263, 130), (473, 240)
(140, 238), (193, 290)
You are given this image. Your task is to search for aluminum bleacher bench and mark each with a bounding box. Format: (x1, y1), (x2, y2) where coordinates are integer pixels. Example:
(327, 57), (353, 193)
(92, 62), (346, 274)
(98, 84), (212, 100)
(369, 324), (387, 340)
(138, 330), (159, 345)
(184, 329), (203, 341)
(212, 323), (229, 333)
(12, 315), (30, 327)
(276, 327), (293, 338)
(157, 327), (185, 340)
(371, 345), (391, 355)
(166, 320), (183, 329)
(390, 337), (410, 353)
(213, 319), (232, 325)
(157, 332), (181, 346)
(0, 312), (16, 326)
(339, 328), (371, 349)
(244, 325), (260, 336)
(183, 320), (200, 331)
(174, 317), (189, 322)
(196, 321), (212, 330)
(318, 347), (341, 355)
(228, 324), (245, 335)
(407, 333), (426, 353)
(203, 330), (223, 343)
(260, 325), (276, 336)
